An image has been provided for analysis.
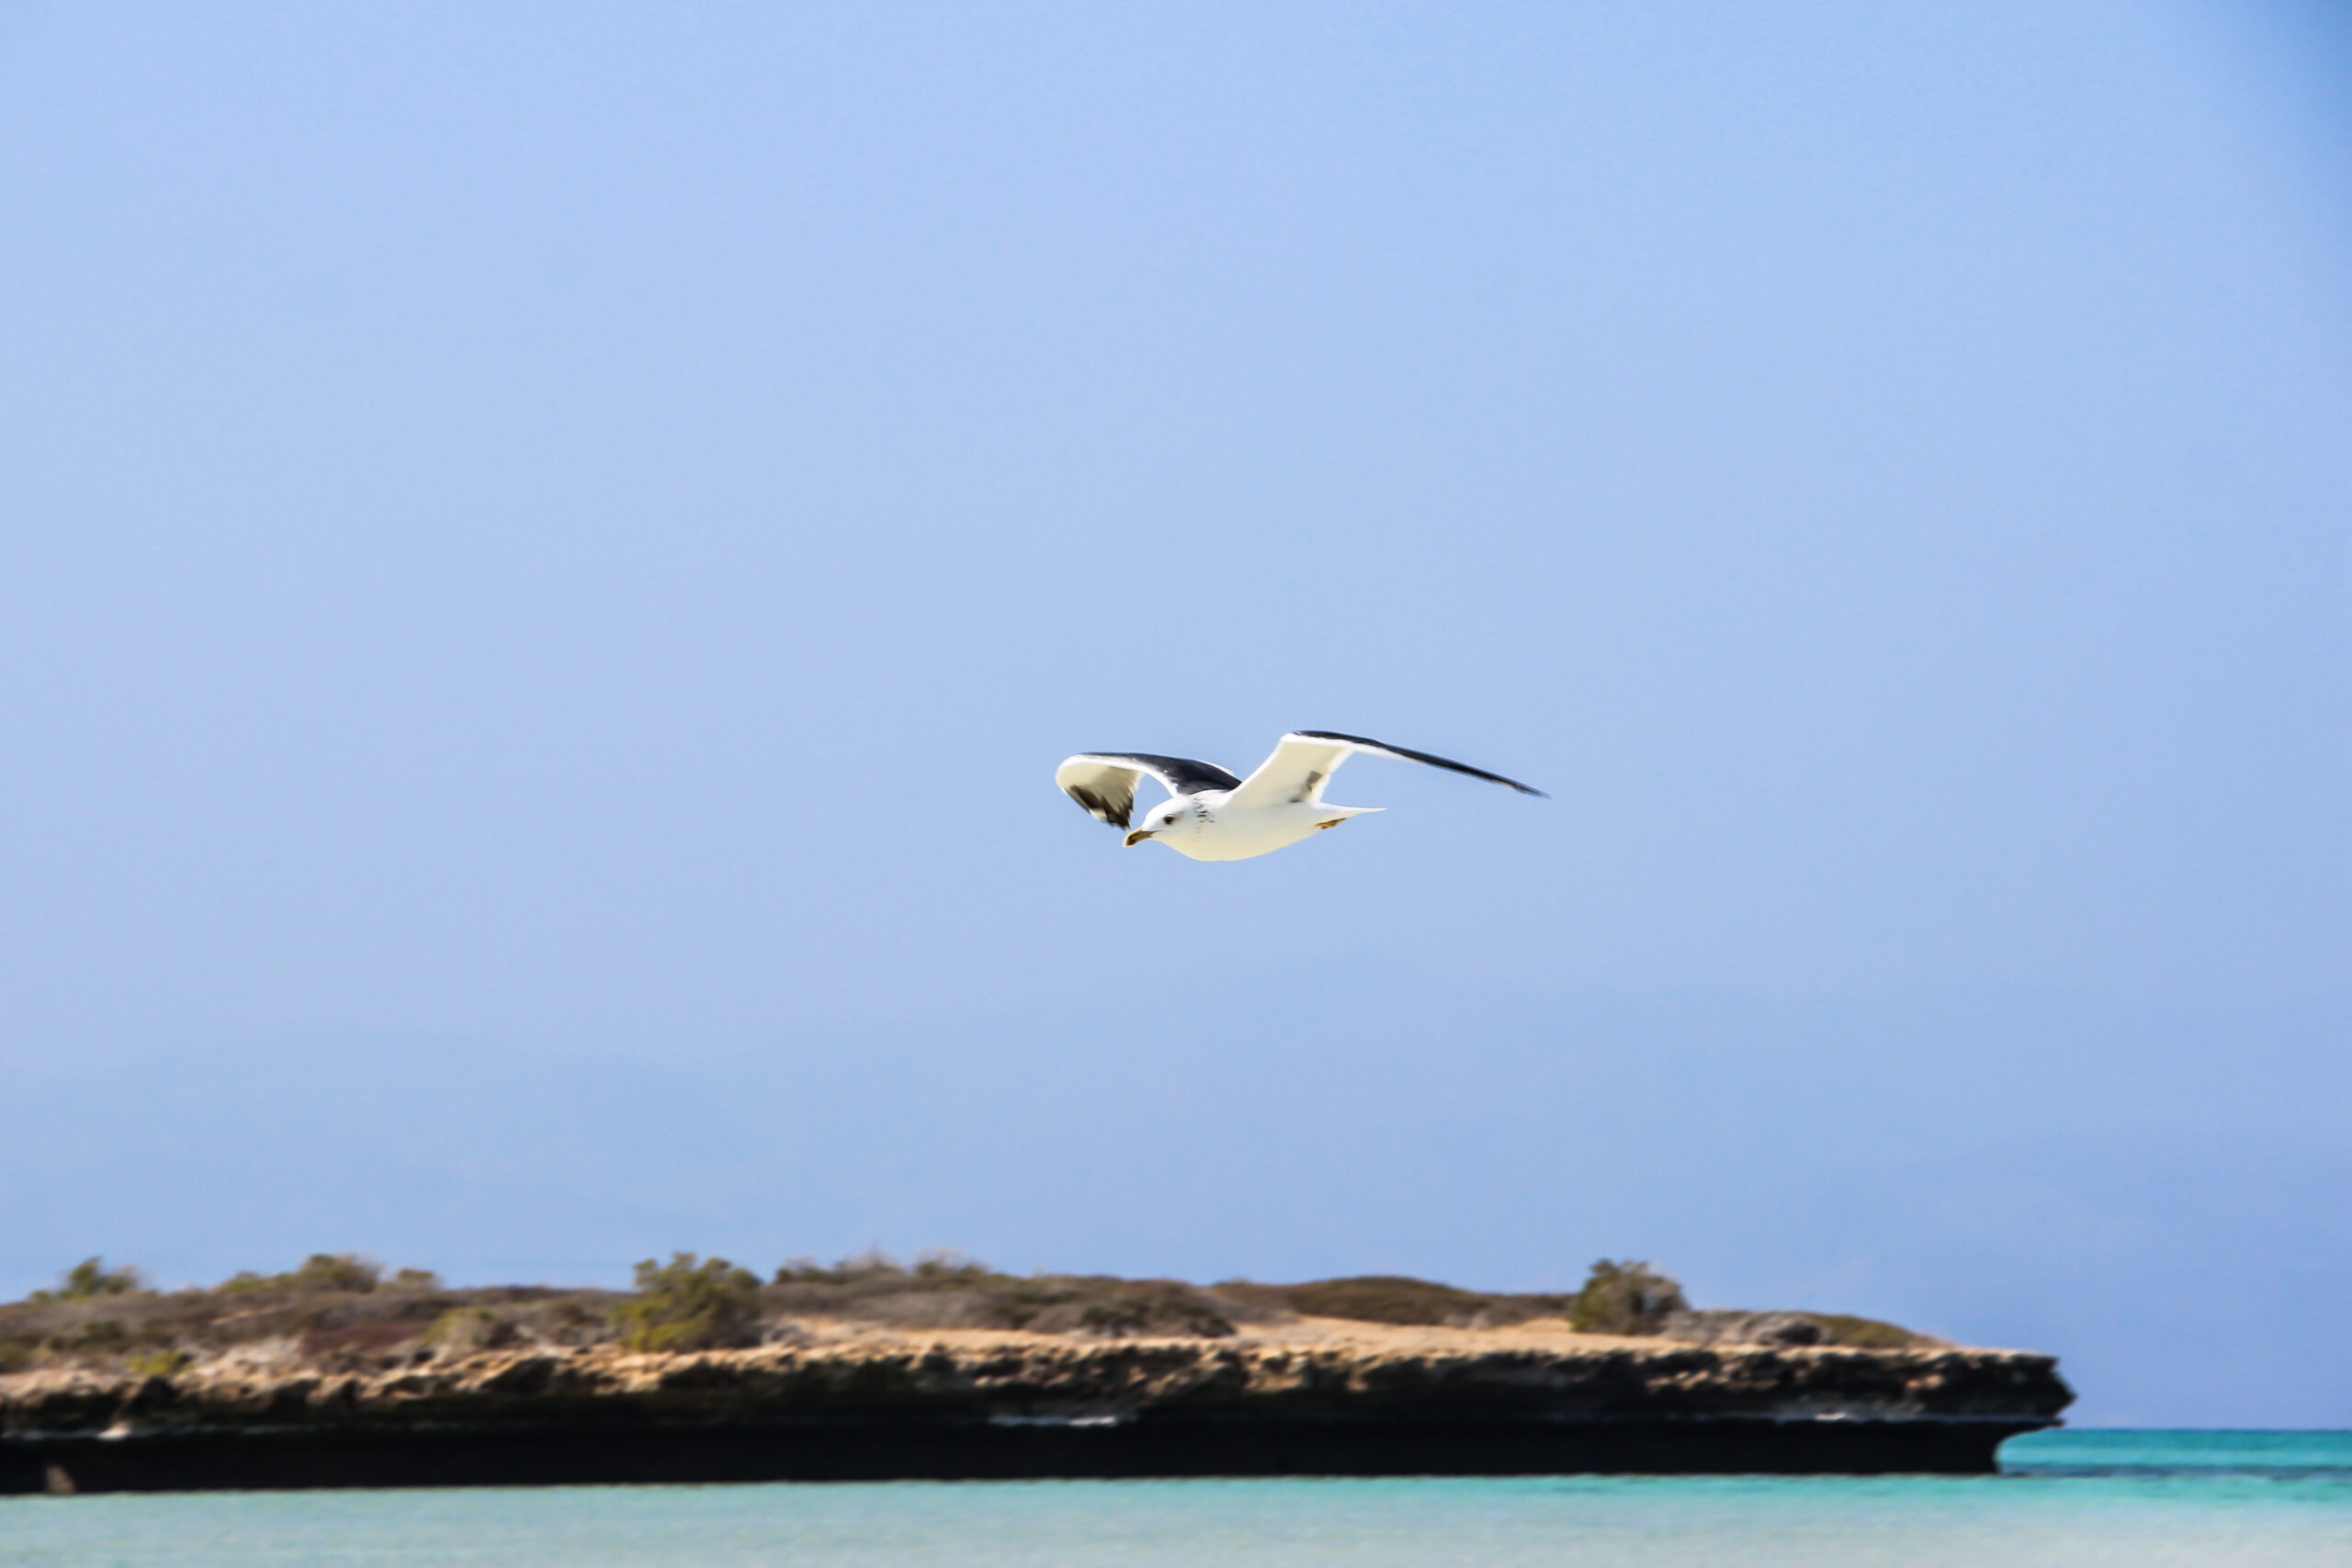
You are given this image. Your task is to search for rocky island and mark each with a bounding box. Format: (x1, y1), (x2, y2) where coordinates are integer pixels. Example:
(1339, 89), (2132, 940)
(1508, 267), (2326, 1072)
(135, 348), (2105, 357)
(1, 1255), (2071, 1492)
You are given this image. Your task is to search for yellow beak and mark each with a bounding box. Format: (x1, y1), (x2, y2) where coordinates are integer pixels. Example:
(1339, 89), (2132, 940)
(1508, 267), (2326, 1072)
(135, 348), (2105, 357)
(1124, 829), (1156, 847)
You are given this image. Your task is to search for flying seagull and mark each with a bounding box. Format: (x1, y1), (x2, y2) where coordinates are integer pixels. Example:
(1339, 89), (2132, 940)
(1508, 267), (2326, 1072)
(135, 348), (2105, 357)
(1056, 730), (1545, 862)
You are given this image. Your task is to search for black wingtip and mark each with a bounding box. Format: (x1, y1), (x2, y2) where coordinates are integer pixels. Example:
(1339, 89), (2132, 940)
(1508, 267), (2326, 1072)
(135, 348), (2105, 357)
(1295, 730), (1547, 799)
(1065, 784), (1131, 829)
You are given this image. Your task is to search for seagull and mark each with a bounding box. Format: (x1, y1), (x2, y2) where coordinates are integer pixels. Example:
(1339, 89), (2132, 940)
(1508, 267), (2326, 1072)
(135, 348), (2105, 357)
(1056, 730), (1545, 863)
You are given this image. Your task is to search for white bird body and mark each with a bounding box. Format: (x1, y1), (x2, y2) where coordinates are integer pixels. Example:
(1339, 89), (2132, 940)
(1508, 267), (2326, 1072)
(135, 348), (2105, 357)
(1055, 731), (1542, 863)
(1120, 789), (1379, 863)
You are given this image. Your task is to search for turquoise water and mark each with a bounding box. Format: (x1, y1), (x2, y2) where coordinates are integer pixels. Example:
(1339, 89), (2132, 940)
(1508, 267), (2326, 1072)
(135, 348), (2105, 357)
(3, 1432), (2345, 1567)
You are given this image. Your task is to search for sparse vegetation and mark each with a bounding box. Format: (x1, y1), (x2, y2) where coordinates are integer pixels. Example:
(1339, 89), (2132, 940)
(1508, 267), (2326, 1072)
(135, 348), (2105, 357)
(1253, 1275), (1491, 1325)
(426, 1306), (520, 1355)
(1791, 1312), (1943, 1349)
(0, 1251), (1944, 1378)
(766, 1253), (1245, 1337)
(1652, 1307), (1945, 1348)
(29, 1258), (143, 1303)
(1220, 1275), (1568, 1328)
(222, 1254), (383, 1295)
(0, 1254), (608, 1377)
(61, 1317), (132, 1354)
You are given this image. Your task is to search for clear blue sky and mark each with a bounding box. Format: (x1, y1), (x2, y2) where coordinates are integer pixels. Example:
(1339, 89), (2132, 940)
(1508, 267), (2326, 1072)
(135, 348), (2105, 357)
(1, 3), (2345, 1425)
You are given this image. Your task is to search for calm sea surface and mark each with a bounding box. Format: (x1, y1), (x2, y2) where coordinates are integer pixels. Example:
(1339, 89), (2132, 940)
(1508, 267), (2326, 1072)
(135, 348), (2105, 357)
(3, 1431), (2346, 1567)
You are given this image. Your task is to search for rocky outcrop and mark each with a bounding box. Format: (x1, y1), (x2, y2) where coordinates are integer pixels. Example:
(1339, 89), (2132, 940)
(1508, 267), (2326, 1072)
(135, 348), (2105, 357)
(0, 1337), (2070, 1433)
(0, 1329), (2069, 1489)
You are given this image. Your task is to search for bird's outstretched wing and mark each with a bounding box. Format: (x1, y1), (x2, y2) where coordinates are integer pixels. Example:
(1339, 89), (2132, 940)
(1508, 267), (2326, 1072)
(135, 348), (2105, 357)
(1224, 730), (1546, 811)
(1055, 752), (1242, 829)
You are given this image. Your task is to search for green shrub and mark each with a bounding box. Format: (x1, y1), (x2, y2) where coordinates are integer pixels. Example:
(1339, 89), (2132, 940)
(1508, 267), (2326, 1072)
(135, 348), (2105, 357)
(1567, 1259), (1688, 1336)
(909, 1250), (992, 1286)
(291, 1254), (382, 1292)
(614, 1254), (762, 1352)
(216, 1255), (383, 1295)
(127, 1348), (191, 1378)
(30, 1257), (142, 1303)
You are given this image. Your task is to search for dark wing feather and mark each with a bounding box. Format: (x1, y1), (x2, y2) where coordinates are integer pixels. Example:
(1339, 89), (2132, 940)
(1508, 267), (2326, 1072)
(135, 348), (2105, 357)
(1291, 731), (1547, 796)
(1055, 752), (1242, 829)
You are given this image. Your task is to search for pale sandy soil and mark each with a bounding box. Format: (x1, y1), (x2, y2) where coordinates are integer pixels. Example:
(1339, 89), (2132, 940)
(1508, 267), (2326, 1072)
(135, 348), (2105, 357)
(782, 1314), (1693, 1356)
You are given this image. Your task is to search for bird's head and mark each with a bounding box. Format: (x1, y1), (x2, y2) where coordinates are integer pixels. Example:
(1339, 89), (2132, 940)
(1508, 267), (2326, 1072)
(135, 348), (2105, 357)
(1124, 798), (1194, 848)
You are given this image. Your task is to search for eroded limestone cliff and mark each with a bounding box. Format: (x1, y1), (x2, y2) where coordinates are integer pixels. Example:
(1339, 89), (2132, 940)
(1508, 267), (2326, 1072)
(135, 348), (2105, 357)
(2, 1317), (2068, 1469)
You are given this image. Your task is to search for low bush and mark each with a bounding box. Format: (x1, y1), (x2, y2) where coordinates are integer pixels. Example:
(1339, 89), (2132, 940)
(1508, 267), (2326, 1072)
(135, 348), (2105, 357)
(219, 1254), (385, 1295)
(1567, 1260), (1689, 1336)
(910, 1250), (995, 1287)
(290, 1254), (383, 1292)
(127, 1347), (191, 1378)
(614, 1254), (762, 1352)
(30, 1258), (142, 1303)
(775, 1248), (977, 1288)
